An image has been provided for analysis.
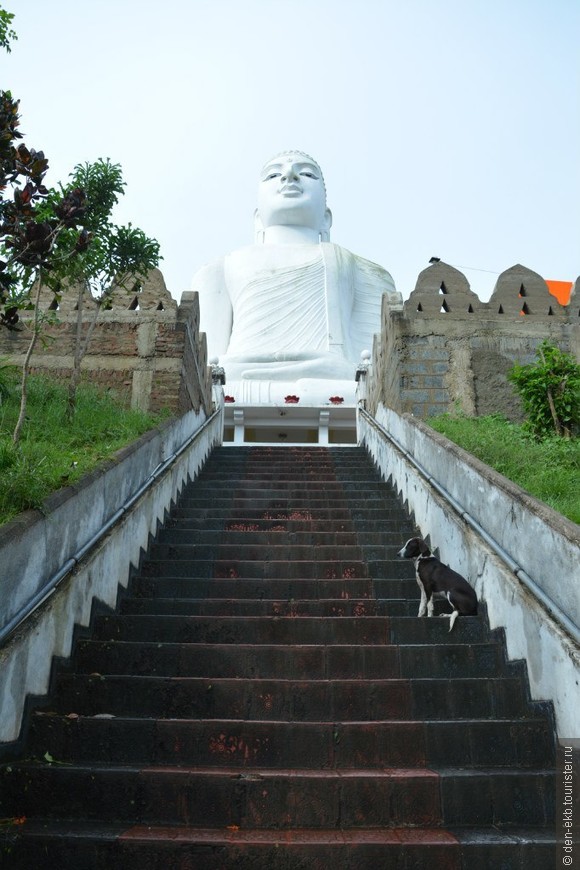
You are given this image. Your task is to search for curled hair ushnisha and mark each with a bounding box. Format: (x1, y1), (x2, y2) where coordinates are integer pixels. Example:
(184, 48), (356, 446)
(261, 150), (326, 196)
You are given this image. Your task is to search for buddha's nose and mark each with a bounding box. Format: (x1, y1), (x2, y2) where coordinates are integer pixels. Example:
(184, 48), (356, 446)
(281, 165), (299, 183)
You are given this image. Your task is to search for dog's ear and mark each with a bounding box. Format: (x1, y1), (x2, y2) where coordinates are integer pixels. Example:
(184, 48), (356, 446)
(419, 539), (431, 557)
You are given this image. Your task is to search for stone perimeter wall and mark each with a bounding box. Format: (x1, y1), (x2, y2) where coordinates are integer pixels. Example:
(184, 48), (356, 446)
(1, 261), (578, 423)
(0, 269), (212, 417)
(367, 262), (580, 420)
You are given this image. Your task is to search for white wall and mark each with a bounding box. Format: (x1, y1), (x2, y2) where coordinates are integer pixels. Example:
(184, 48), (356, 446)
(359, 405), (580, 738)
(0, 405), (223, 745)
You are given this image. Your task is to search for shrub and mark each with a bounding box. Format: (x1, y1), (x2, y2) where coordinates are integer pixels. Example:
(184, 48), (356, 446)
(508, 341), (580, 439)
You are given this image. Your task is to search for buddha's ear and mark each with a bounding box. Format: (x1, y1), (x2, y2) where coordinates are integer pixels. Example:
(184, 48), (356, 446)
(253, 208), (265, 243)
(320, 207), (332, 242)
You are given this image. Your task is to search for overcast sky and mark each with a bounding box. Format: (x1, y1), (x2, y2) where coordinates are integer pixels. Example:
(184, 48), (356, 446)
(3, 0), (579, 302)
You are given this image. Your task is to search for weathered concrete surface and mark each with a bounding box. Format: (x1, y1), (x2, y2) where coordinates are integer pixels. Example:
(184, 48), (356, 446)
(368, 261), (579, 420)
(0, 404), (223, 744)
(359, 404), (580, 737)
(0, 271), (212, 416)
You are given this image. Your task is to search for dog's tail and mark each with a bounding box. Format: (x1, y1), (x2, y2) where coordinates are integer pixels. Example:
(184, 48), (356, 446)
(448, 610), (459, 632)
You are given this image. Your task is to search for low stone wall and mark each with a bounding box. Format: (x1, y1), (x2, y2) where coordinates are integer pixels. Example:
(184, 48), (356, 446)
(0, 403), (223, 746)
(359, 404), (580, 737)
(0, 270), (212, 416)
(368, 262), (579, 419)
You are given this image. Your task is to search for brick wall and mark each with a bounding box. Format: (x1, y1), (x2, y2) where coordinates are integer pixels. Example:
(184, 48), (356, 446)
(4, 261), (577, 423)
(368, 262), (579, 420)
(0, 269), (212, 416)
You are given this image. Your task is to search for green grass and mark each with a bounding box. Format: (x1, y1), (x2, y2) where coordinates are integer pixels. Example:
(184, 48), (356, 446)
(2, 373), (577, 527)
(0, 371), (171, 526)
(427, 413), (580, 524)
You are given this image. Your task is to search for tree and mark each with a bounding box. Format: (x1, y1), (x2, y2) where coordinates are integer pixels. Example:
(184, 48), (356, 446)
(1, 9), (159, 433)
(0, 5), (16, 53)
(43, 159), (161, 417)
(1, 90), (161, 435)
(0, 91), (87, 441)
(508, 341), (580, 439)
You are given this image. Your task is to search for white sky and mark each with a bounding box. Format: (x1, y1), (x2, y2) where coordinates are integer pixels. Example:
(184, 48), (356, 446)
(3, 0), (579, 302)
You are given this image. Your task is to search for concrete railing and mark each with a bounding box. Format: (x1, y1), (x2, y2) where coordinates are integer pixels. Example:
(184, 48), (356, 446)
(0, 400), (223, 746)
(358, 404), (580, 738)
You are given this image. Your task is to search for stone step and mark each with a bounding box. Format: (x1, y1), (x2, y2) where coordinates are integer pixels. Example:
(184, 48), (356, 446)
(191, 478), (390, 490)
(167, 517), (356, 532)
(178, 495), (404, 510)
(1, 764), (554, 829)
(28, 715), (554, 769)
(146, 533), (414, 564)
(200, 455), (380, 464)
(120, 596), (416, 616)
(1, 821), (557, 870)
(157, 528), (408, 546)
(93, 614), (487, 645)
(129, 575), (424, 601)
(72, 640), (505, 679)
(148, 542), (368, 562)
(1, 764), (444, 828)
(7, 820), (557, 870)
(139, 558), (371, 579)
(130, 575), (381, 599)
(148, 542), (410, 561)
(169, 506), (410, 524)
(164, 516), (415, 534)
(188, 477), (401, 498)
(189, 479), (389, 490)
(51, 675), (534, 721)
(197, 474), (388, 490)
(138, 558), (416, 580)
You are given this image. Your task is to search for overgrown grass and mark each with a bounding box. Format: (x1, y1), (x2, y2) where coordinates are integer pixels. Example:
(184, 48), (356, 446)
(0, 371), (171, 526)
(427, 413), (580, 524)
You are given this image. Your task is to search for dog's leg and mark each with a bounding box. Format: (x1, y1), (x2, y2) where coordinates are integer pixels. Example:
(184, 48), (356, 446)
(417, 585), (428, 617)
(426, 595), (434, 618)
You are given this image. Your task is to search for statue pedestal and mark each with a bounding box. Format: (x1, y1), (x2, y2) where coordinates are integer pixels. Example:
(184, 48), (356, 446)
(220, 397), (358, 446)
(223, 378), (357, 406)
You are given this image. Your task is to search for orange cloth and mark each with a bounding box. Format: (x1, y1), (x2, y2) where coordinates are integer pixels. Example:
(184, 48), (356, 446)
(546, 280), (573, 305)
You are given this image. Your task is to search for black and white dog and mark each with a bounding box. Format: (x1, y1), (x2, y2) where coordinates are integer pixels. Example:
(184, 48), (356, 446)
(397, 537), (478, 631)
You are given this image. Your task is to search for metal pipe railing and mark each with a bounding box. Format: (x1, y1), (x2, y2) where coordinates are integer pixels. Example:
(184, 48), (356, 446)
(358, 407), (580, 646)
(0, 407), (222, 647)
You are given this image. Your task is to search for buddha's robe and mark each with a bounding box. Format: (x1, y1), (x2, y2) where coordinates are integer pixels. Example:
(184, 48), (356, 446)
(194, 242), (402, 402)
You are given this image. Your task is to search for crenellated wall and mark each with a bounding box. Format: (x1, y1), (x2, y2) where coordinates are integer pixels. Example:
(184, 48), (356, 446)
(1, 261), (578, 423)
(0, 270), (213, 416)
(367, 262), (579, 420)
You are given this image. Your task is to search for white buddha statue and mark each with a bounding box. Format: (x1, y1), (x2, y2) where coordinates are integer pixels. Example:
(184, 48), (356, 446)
(194, 150), (402, 404)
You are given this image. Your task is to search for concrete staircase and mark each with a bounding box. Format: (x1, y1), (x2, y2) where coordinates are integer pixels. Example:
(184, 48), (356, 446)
(0, 446), (556, 869)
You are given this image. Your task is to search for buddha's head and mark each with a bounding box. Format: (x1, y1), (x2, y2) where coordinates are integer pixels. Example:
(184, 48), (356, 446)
(255, 151), (332, 243)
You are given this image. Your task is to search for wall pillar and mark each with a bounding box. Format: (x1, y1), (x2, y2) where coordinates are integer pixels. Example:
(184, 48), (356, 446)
(233, 409), (245, 443)
(318, 410), (330, 445)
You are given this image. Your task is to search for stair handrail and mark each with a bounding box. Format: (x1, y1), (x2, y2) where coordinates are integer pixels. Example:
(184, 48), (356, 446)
(0, 407), (222, 647)
(358, 406), (580, 646)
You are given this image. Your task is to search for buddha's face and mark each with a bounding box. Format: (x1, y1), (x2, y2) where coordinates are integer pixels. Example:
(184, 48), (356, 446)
(257, 154), (329, 233)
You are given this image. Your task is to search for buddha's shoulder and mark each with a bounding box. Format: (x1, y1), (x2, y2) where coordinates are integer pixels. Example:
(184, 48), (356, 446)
(191, 255), (227, 289)
(321, 244), (400, 298)
(326, 243), (391, 275)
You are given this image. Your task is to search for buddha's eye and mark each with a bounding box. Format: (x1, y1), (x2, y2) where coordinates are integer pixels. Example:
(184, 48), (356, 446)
(265, 172), (281, 180)
(301, 171), (316, 179)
